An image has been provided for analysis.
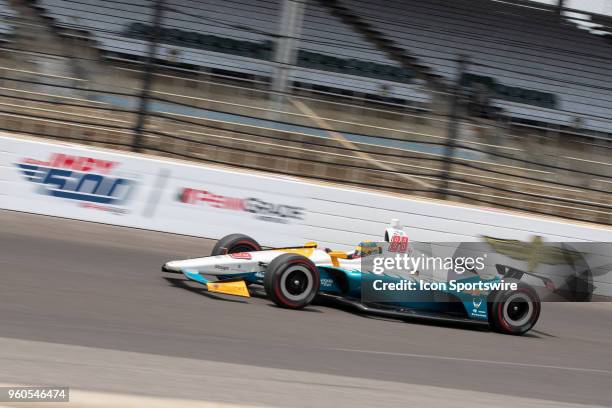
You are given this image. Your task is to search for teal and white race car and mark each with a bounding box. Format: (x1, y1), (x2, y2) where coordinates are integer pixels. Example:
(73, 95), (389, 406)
(163, 221), (542, 335)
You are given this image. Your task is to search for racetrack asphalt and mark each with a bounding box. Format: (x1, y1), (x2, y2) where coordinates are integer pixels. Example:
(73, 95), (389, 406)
(1, 210), (611, 407)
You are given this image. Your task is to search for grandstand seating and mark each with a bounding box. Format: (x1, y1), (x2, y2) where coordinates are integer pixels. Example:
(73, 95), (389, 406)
(28, 0), (612, 132)
(0, 0), (16, 42)
(1, 0), (607, 224)
(33, 0), (430, 105)
(340, 0), (612, 133)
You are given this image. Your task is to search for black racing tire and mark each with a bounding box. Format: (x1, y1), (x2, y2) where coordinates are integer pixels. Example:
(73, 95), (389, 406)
(264, 253), (320, 309)
(211, 234), (261, 256)
(488, 282), (541, 335)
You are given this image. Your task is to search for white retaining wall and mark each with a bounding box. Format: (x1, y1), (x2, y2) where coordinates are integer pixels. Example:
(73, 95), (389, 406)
(2, 134), (611, 250)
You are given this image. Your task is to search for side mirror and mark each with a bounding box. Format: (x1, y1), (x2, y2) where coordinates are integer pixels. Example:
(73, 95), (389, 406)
(328, 251), (348, 267)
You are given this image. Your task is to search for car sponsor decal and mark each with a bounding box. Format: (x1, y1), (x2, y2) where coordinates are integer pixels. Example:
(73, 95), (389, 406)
(15, 153), (137, 214)
(471, 297), (487, 318)
(229, 252), (252, 260)
(179, 187), (304, 223)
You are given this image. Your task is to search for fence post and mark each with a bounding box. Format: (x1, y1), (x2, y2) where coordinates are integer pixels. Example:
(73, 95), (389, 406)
(132, 0), (165, 152)
(438, 55), (467, 198)
(271, 0), (305, 108)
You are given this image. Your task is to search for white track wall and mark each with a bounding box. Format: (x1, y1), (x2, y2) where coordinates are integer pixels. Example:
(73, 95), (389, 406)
(2, 134), (611, 251)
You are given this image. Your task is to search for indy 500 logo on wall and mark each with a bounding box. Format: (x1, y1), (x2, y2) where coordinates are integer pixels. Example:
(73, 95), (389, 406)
(15, 153), (137, 215)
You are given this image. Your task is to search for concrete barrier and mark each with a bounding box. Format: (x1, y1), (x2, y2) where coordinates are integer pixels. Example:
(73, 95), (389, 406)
(2, 133), (611, 250)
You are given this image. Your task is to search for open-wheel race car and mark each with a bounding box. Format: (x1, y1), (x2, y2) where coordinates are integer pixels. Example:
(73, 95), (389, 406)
(162, 220), (542, 335)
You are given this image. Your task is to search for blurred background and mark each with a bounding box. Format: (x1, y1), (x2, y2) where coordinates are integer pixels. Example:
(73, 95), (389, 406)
(1, 3), (612, 406)
(0, 0), (610, 224)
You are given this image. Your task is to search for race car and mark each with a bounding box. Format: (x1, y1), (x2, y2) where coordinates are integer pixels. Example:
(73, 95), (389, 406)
(162, 220), (542, 335)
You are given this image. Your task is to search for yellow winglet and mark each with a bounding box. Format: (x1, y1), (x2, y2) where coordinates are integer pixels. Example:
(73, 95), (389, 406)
(304, 241), (318, 248)
(206, 280), (250, 297)
(328, 251), (348, 267)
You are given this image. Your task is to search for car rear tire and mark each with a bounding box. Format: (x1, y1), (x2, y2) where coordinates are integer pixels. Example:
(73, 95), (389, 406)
(211, 234), (261, 256)
(264, 253), (320, 309)
(488, 282), (541, 335)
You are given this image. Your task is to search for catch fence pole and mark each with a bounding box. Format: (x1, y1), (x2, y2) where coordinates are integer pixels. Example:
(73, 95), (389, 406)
(438, 55), (467, 198)
(132, 0), (165, 152)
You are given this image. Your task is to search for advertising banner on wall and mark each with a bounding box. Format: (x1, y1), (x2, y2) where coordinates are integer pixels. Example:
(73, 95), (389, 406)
(143, 164), (313, 246)
(2, 138), (154, 228)
(2, 134), (611, 250)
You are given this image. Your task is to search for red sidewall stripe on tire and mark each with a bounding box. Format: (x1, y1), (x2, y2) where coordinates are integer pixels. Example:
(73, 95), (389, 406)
(229, 240), (261, 252)
(273, 259), (317, 308)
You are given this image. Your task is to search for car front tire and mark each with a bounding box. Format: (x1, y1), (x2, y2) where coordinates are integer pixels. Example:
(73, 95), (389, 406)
(264, 253), (320, 309)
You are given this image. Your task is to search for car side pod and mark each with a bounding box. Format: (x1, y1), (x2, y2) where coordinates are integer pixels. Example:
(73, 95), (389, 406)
(319, 294), (488, 327)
